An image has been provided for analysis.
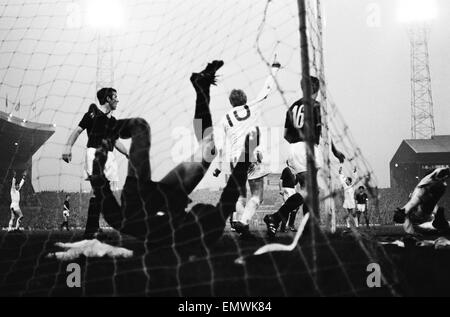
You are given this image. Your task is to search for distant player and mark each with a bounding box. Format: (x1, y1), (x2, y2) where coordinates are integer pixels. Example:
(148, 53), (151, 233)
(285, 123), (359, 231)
(8, 170), (26, 232)
(339, 166), (358, 229)
(393, 167), (450, 235)
(61, 195), (70, 231)
(355, 186), (369, 228)
(279, 162), (301, 232)
(214, 58), (281, 237)
(263, 76), (324, 238)
(87, 61), (262, 254)
(62, 88), (129, 239)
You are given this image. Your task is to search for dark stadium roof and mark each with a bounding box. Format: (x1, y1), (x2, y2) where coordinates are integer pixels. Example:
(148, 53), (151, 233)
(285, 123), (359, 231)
(0, 111), (55, 167)
(404, 135), (450, 153)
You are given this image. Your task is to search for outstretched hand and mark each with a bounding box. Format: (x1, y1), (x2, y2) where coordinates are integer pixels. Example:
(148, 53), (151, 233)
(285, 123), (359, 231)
(47, 239), (133, 261)
(272, 54), (281, 68)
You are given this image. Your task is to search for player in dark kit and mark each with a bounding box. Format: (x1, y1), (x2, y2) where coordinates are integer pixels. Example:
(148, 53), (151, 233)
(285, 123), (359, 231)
(263, 76), (322, 238)
(355, 186), (369, 228)
(89, 61), (259, 255)
(60, 195), (70, 231)
(62, 88), (129, 239)
(393, 167), (450, 235)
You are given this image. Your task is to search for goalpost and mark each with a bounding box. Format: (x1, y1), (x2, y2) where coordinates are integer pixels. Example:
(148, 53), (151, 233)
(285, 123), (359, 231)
(303, 0), (337, 233)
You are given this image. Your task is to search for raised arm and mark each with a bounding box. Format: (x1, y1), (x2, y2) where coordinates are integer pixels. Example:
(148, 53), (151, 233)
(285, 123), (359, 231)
(18, 176), (25, 190)
(248, 61), (281, 106)
(352, 167), (358, 183)
(11, 172), (16, 190)
(338, 166), (348, 189)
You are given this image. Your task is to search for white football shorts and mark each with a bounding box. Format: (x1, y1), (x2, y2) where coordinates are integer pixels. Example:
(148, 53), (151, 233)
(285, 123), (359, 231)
(85, 148), (119, 183)
(357, 204), (366, 213)
(287, 142), (323, 174)
(343, 199), (356, 210)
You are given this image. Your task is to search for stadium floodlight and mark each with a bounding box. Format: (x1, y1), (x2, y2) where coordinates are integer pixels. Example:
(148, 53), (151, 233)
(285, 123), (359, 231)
(398, 0), (437, 24)
(86, 0), (125, 30)
(398, 0), (437, 139)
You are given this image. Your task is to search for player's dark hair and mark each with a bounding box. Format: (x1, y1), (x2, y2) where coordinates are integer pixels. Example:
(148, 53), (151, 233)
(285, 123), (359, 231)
(347, 177), (352, 184)
(97, 87), (117, 105)
(229, 89), (247, 107)
(311, 76), (320, 94)
(359, 186), (365, 190)
(301, 76), (320, 95)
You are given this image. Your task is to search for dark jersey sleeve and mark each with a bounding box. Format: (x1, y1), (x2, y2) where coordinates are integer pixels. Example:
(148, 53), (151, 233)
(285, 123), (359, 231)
(284, 106), (298, 144)
(314, 102), (322, 145)
(78, 112), (92, 130)
(280, 168), (289, 181)
(284, 109), (292, 129)
(78, 104), (98, 130)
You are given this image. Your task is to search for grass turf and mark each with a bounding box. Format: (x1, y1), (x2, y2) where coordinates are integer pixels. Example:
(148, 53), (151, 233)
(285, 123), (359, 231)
(0, 226), (449, 297)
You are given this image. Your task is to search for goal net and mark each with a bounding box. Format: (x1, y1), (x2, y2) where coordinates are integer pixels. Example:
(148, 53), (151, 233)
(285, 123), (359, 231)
(0, 0), (400, 297)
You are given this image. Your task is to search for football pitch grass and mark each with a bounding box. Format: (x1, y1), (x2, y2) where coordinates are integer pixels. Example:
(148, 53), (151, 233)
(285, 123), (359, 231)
(1, 226), (450, 297)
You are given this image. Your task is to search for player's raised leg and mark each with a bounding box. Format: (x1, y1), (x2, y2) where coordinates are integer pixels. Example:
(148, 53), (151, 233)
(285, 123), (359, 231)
(159, 60), (223, 195)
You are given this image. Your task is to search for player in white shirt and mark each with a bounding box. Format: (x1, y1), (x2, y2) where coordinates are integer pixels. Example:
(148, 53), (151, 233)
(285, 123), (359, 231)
(339, 166), (358, 229)
(8, 170), (26, 232)
(214, 58), (281, 237)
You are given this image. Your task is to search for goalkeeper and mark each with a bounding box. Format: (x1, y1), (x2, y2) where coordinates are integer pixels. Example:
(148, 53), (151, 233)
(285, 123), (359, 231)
(394, 167), (450, 235)
(89, 61), (257, 253)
